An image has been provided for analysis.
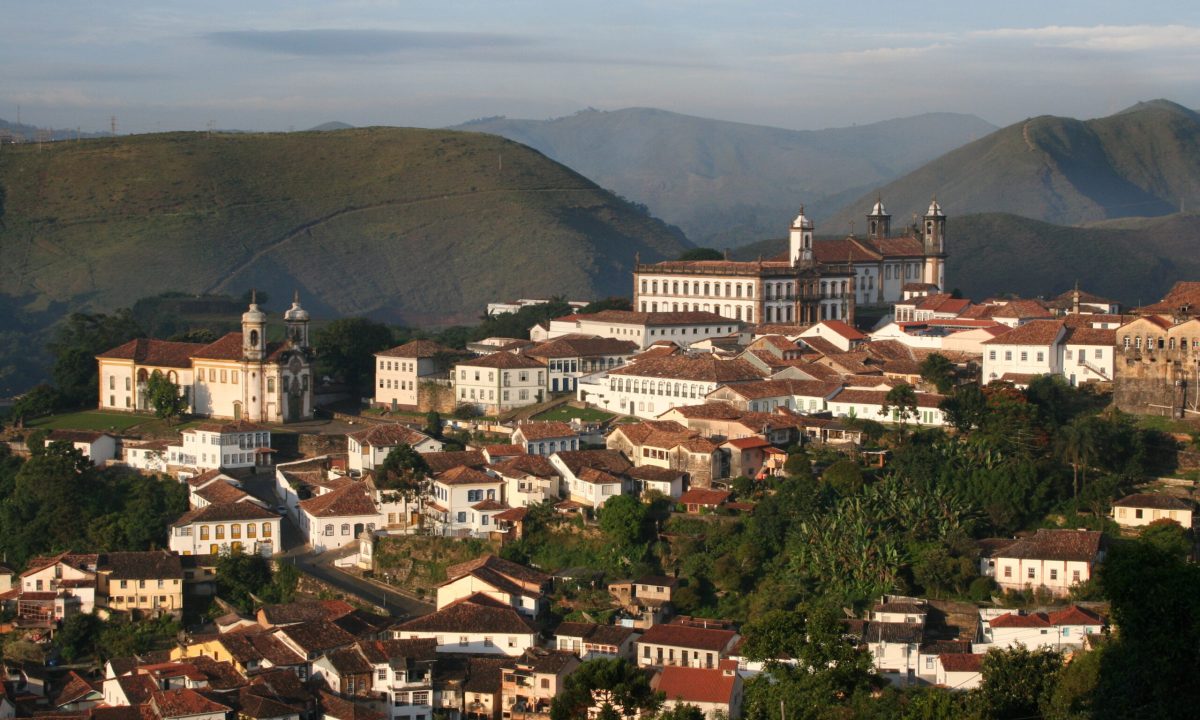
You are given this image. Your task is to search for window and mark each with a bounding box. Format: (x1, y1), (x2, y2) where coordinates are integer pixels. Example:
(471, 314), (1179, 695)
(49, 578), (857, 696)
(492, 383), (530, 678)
(459, 636), (468, 646)
(412, 691), (429, 706)
(378, 669), (387, 681)
(456, 512), (467, 523)
(247, 523), (256, 538)
(1003, 566), (1011, 578)
(120, 580), (128, 589)
(1072, 570), (1081, 582)
(200, 526), (209, 540)
(1049, 569), (1058, 580)
(262, 522), (271, 537)
(325, 524), (334, 536)
(1036, 352), (1044, 362)
(1027, 567), (1036, 579)
(341, 523), (351, 535)
(1020, 351), (1028, 362)
(484, 636), (493, 647)
(988, 350), (996, 360)
(215, 525), (225, 539)
(1005, 351), (1012, 361)
(540, 678), (550, 689)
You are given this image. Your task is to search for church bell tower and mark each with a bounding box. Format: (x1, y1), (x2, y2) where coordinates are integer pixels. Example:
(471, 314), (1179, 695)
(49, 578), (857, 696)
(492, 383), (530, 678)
(867, 196), (890, 241)
(242, 291), (267, 362)
(922, 198), (947, 288)
(789, 206), (814, 267)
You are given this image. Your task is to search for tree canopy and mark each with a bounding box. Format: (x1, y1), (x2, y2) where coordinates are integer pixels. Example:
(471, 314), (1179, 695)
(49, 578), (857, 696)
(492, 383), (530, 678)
(314, 317), (396, 392)
(550, 658), (661, 720)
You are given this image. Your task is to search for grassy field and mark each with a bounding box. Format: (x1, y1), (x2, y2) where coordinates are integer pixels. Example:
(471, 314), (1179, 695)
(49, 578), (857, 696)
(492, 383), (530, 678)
(1134, 413), (1200, 436)
(531, 405), (615, 423)
(27, 410), (205, 437)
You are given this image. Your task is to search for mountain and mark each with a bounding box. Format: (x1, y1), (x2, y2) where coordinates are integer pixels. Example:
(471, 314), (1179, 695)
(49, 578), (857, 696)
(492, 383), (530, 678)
(0, 127), (690, 331)
(734, 212), (1200, 306)
(451, 108), (996, 247)
(308, 121), (354, 131)
(825, 100), (1200, 231)
(0, 117), (107, 142)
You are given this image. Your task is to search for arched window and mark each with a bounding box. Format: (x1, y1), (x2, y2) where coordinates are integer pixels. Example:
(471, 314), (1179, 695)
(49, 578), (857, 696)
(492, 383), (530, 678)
(652, 281), (658, 294)
(704, 283), (710, 295)
(249, 329), (259, 347)
(247, 523), (256, 538)
(1135, 336), (1142, 349)
(736, 284), (743, 298)
(262, 523), (272, 538)
(199, 526), (209, 540)
(341, 523), (351, 535)
(746, 308), (753, 323)
(673, 281), (679, 294)
(231, 524), (241, 539)
(215, 525), (225, 540)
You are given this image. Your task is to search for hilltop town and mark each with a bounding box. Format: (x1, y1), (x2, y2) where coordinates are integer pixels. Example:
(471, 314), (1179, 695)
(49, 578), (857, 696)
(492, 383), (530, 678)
(0, 199), (1197, 719)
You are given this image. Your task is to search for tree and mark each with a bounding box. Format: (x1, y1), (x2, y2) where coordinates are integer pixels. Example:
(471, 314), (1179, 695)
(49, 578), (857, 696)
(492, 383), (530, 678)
(881, 383), (919, 438)
(55, 612), (102, 662)
(314, 318), (395, 392)
(145, 370), (188, 424)
(550, 658), (661, 720)
(48, 310), (144, 408)
(168, 328), (219, 344)
(580, 297), (634, 314)
(10, 383), (60, 423)
(974, 646), (1063, 720)
(214, 552), (273, 612)
(677, 248), (724, 261)
(656, 704), (706, 720)
(423, 411), (443, 439)
(822, 460), (864, 496)
(1138, 518), (1192, 559)
(919, 354), (955, 393)
(1055, 416), (1099, 501)
(377, 444), (432, 525)
(598, 494), (649, 550)
(784, 452), (811, 478)
(939, 384), (989, 433)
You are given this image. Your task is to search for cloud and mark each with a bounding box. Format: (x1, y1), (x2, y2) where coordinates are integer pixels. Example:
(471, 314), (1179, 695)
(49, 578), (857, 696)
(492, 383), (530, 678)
(973, 24), (1200, 52)
(204, 28), (533, 57)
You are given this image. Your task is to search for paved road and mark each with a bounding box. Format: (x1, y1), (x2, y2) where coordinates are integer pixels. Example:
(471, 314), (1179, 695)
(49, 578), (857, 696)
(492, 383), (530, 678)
(239, 472), (433, 619)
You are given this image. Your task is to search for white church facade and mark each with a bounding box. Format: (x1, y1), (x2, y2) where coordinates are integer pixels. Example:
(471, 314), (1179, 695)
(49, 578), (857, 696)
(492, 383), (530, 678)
(96, 294), (316, 424)
(633, 199), (948, 326)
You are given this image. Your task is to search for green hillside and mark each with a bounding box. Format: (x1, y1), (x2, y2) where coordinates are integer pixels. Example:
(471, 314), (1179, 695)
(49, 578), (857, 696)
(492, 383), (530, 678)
(0, 127), (690, 328)
(452, 108), (996, 247)
(735, 212), (1200, 306)
(825, 100), (1200, 230)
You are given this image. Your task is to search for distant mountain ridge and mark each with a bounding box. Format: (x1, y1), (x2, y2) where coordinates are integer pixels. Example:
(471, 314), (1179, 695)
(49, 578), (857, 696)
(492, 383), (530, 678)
(451, 108), (996, 247)
(825, 100), (1200, 231)
(0, 127), (690, 332)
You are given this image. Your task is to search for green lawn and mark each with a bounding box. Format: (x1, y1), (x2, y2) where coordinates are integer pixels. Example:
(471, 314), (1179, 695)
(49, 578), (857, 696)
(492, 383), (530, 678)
(1134, 413), (1200, 436)
(531, 405), (615, 423)
(29, 410), (151, 432)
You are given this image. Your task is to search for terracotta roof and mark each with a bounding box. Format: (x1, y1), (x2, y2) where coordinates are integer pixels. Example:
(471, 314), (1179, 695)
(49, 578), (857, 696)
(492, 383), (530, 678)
(661, 402), (743, 420)
(627, 465), (685, 482)
(48, 429), (110, 444)
(189, 332), (246, 361)
(813, 320), (867, 341)
(318, 691), (385, 720)
(376, 339), (455, 358)
(525, 337), (639, 359)
(1064, 326), (1116, 346)
(276, 620), (356, 655)
(423, 451), (488, 473)
(482, 444), (525, 458)
(457, 352), (543, 370)
(97, 551), (182, 580)
(347, 424), (433, 448)
(172, 502), (277, 526)
(993, 299), (1053, 319)
(195, 481), (251, 505)
(1112, 493), (1192, 510)
(811, 236), (881, 263)
(717, 379), (840, 400)
(395, 594), (535, 634)
(830, 388), (946, 409)
(799, 336), (844, 357)
(489, 454), (558, 478)
(299, 484), (378, 518)
(858, 621), (924, 644)
(639, 623), (737, 652)
(873, 601), (926, 615)
(979, 319), (1065, 348)
(235, 687), (301, 719)
(654, 664), (739, 706)
(635, 344), (682, 360)
(436, 465), (500, 486)
(939, 654), (983, 673)
(578, 467), (625, 486)
(150, 688), (231, 718)
(515, 422), (576, 441)
(97, 338), (202, 368)
(1135, 281), (1200, 316)
(258, 599), (355, 625)
(988, 612), (1052, 628)
(679, 488), (730, 506)
(492, 506), (529, 523)
(577, 310), (736, 327)
(996, 529), (1102, 562)
(463, 657), (508, 694)
(471, 499), (508, 511)
(555, 622), (639, 647)
(723, 436), (772, 450)
(53, 671), (99, 708)
(553, 449), (633, 476)
(1047, 605), (1105, 626)
(609, 356), (764, 383)
(444, 555), (547, 588)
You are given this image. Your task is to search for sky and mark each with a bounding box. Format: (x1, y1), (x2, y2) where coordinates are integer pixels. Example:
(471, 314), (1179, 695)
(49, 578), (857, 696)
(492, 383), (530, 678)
(3, 1), (1199, 134)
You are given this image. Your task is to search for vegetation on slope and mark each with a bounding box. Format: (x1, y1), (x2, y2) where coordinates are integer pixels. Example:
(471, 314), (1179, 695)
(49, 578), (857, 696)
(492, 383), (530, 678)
(454, 108), (996, 246)
(825, 99), (1200, 230)
(0, 127), (690, 331)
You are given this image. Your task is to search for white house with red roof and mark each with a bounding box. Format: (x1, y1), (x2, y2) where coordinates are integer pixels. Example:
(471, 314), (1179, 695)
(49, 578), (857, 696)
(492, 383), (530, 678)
(96, 295), (315, 424)
(172, 422), (273, 471)
(170, 502), (281, 557)
(798, 320), (867, 352)
(983, 605), (1105, 650)
(346, 424), (442, 475)
(46, 430), (117, 466)
(636, 623), (740, 669)
(511, 422), (580, 456)
(297, 483), (383, 553)
(826, 388), (948, 427)
(541, 310), (741, 350)
(982, 319), (1114, 387)
(373, 339), (458, 411)
(653, 661), (744, 719)
(393, 594), (537, 656)
(934, 653), (983, 690)
(434, 555), (550, 618)
(454, 352), (546, 414)
(582, 355), (765, 420)
(424, 466), (507, 536)
(987, 529), (1104, 597)
(523, 336), (639, 393)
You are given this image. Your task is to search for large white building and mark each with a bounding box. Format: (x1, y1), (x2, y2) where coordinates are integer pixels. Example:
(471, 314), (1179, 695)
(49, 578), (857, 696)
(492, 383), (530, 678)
(535, 311), (741, 350)
(97, 295), (316, 423)
(981, 319), (1115, 387)
(454, 352), (546, 414)
(632, 200), (949, 325)
(577, 355), (765, 419)
(169, 502), (281, 557)
(373, 339), (456, 411)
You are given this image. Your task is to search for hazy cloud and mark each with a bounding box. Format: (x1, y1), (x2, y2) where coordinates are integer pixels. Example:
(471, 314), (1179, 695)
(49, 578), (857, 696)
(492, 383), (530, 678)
(204, 28), (534, 57)
(973, 24), (1200, 52)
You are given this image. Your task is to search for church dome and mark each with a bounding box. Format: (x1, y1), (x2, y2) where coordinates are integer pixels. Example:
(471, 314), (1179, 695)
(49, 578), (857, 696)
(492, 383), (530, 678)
(926, 198), (945, 217)
(284, 291), (310, 322)
(242, 294), (267, 324)
(871, 198), (888, 216)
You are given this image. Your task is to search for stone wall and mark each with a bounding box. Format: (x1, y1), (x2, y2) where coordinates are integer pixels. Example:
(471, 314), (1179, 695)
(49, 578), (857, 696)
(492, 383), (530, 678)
(1113, 349), (1200, 417)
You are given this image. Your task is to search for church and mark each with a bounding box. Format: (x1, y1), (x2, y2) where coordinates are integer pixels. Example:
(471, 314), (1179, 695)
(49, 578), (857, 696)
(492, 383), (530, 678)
(96, 294), (316, 423)
(633, 198), (948, 326)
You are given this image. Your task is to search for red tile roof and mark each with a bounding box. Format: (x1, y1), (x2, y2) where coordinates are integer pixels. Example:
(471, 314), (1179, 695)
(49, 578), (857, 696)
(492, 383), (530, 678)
(553, 449), (633, 475)
(376, 339), (456, 358)
(515, 421), (576, 441)
(298, 484), (378, 518)
(150, 688), (231, 718)
(489, 454), (558, 478)
(525, 337), (639, 359)
(639, 623), (737, 652)
(938, 653), (983, 673)
(988, 612), (1051, 628)
(610, 356), (764, 383)
(347, 424), (432, 448)
(1063, 326), (1116, 346)
(436, 466), (500, 486)
(981, 319), (1065, 346)
(654, 664), (739, 706)
(1047, 605), (1105, 626)
(679, 488), (730, 506)
(814, 320), (867, 341)
(1112, 493), (1192, 511)
(580, 310), (737, 327)
(395, 593), (535, 634)
(96, 338), (203, 368)
(457, 351), (544, 370)
(422, 450), (487, 473)
(996, 529), (1103, 562)
(172, 502), (277, 526)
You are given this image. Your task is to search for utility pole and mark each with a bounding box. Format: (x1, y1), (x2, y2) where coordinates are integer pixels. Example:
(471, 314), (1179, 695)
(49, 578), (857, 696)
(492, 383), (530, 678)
(207, 120), (215, 138)
(110, 115), (117, 137)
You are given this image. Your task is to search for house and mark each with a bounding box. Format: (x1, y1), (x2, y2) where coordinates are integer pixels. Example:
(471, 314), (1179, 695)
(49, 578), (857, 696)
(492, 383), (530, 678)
(169, 502), (281, 557)
(454, 353), (546, 414)
(605, 421), (721, 488)
(798, 321), (868, 352)
(581, 356), (764, 420)
(436, 555), (550, 618)
(121, 439), (173, 474)
(425, 466), (507, 537)
(983, 605), (1105, 650)
(636, 623), (740, 668)
(311, 639), (437, 720)
(825, 388), (948, 427)
(393, 594), (538, 656)
(172, 627), (306, 677)
(373, 339), (457, 411)
(721, 436), (774, 480)
(553, 623), (640, 661)
(347, 425), (442, 475)
(550, 450), (633, 510)
(541, 311), (740, 350)
(934, 653), (983, 690)
(17, 552), (100, 622)
(524, 336), (639, 393)
(511, 422), (580, 456)
(297, 483), (382, 553)
(849, 599), (930, 685)
(991, 299), (1055, 327)
(47, 430), (117, 466)
(627, 466), (685, 499)
(173, 422), (274, 471)
(274, 620), (358, 679)
(1110, 493), (1194, 529)
(186, 470), (254, 509)
(500, 649), (579, 720)
(147, 688), (231, 720)
(53, 670), (104, 711)
(96, 551), (184, 619)
(653, 661), (743, 720)
(460, 657), (507, 720)
(893, 293), (972, 323)
(679, 488), (730, 514)
(489, 455), (561, 507)
(705, 379), (841, 415)
(1113, 286), (1200, 414)
(96, 297), (315, 424)
(989, 529), (1104, 597)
